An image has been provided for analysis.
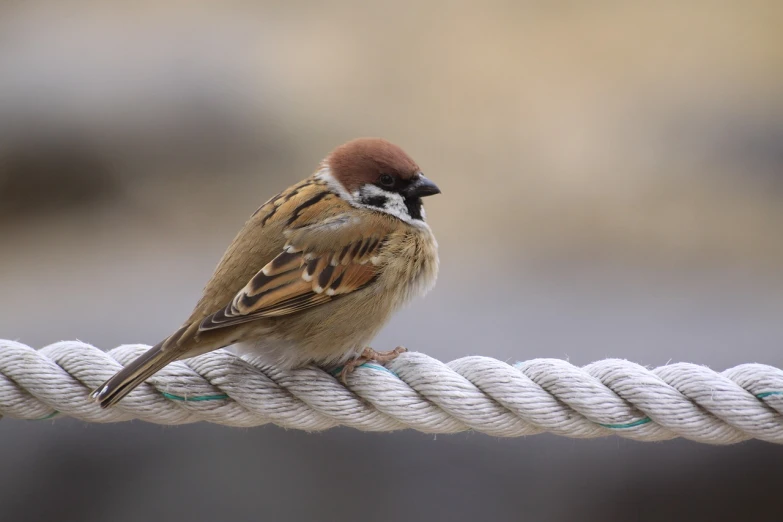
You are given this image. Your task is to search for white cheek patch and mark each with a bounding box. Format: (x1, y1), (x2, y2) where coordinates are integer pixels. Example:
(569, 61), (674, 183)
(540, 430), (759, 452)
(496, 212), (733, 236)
(354, 184), (414, 223)
(317, 166), (427, 226)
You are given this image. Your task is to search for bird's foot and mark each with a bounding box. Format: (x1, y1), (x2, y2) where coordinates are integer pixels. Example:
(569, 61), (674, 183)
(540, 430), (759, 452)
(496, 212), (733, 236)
(337, 346), (407, 384)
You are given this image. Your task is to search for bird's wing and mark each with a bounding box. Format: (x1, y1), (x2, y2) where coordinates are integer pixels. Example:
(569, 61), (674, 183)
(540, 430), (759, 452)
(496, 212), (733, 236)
(198, 212), (396, 331)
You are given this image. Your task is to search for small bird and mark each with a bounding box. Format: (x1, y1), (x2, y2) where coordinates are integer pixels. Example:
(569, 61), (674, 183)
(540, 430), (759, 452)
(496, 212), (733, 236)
(92, 138), (440, 407)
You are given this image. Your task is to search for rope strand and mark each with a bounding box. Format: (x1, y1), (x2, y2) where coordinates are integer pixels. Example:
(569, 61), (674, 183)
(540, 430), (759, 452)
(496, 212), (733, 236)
(1, 340), (782, 444)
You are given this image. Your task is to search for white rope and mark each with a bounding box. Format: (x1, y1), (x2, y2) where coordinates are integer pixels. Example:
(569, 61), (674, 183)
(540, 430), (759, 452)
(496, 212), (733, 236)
(1, 340), (783, 444)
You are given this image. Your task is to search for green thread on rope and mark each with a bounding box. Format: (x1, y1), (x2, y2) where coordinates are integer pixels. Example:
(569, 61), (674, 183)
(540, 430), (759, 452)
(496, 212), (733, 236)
(161, 391), (229, 402)
(515, 360), (653, 430)
(600, 417), (652, 429)
(757, 391), (783, 399)
(329, 362), (400, 379)
(35, 411), (60, 421)
(363, 363), (400, 378)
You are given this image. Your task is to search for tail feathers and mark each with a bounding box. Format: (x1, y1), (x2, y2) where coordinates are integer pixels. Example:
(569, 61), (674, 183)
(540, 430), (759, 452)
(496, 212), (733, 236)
(91, 342), (180, 408)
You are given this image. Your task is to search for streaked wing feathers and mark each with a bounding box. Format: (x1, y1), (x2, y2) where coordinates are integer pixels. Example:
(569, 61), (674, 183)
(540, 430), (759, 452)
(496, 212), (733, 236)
(199, 213), (389, 332)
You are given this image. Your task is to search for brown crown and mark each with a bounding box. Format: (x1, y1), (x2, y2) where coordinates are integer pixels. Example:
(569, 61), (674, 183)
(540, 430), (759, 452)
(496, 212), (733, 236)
(326, 138), (420, 193)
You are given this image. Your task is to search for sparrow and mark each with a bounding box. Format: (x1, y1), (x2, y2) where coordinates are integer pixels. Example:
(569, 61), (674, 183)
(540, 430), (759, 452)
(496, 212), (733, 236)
(91, 138), (440, 407)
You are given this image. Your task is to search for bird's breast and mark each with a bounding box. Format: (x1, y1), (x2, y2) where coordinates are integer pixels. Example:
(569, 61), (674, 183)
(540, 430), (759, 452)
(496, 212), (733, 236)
(379, 224), (439, 306)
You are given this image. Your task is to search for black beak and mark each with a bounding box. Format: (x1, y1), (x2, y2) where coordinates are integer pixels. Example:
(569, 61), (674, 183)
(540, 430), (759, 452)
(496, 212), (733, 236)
(404, 174), (441, 198)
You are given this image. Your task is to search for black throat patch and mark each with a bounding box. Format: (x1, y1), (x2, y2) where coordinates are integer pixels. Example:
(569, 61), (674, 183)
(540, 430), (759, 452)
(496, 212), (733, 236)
(404, 197), (423, 221)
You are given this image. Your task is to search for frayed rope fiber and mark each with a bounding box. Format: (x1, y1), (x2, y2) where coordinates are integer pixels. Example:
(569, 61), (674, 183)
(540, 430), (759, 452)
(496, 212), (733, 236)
(2, 340), (783, 444)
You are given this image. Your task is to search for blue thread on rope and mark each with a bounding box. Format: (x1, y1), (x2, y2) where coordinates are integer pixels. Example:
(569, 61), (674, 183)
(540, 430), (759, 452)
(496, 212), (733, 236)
(600, 417), (652, 429)
(330, 362), (400, 379)
(757, 391), (783, 399)
(35, 411), (60, 421)
(161, 392), (229, 402)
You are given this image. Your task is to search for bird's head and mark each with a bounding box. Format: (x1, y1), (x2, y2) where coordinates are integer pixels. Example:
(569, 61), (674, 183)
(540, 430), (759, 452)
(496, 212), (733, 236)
(322, 138), (441, 223)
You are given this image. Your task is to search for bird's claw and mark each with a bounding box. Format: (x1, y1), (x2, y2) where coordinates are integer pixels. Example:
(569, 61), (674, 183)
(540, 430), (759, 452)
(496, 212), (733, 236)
(337, 346), (408, 384)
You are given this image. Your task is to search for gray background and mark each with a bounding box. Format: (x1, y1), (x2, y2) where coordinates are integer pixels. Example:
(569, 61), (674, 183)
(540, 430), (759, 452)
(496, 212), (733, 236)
(1, 2), (783, 521)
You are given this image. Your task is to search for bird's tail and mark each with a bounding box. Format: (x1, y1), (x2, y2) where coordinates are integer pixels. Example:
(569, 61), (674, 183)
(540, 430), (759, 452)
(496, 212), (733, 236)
(91, 328), (188, 408)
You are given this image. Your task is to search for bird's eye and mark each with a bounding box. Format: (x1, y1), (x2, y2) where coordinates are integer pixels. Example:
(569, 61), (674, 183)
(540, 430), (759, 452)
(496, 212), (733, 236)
(379, 174), (395, 187)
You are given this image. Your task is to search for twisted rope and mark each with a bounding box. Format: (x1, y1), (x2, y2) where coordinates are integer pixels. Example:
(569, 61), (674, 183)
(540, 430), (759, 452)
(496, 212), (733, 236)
(1, 340), (783, 444)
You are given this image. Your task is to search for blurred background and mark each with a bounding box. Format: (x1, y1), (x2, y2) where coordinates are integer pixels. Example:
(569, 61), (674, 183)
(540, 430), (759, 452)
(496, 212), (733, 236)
(1, 1), (783, 520)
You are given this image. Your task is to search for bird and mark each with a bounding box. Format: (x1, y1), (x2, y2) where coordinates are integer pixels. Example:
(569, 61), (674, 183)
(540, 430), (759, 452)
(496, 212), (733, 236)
(91, 138), (440, 408)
